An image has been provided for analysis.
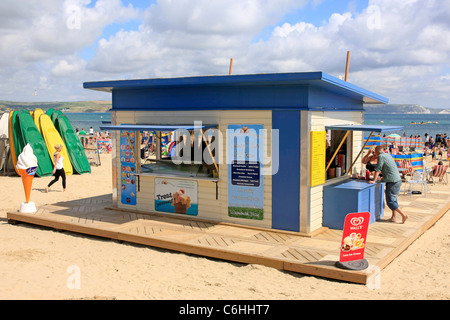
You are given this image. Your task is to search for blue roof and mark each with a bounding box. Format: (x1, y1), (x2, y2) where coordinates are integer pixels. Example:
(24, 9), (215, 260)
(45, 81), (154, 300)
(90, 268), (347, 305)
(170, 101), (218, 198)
(84, 72), (388, 105)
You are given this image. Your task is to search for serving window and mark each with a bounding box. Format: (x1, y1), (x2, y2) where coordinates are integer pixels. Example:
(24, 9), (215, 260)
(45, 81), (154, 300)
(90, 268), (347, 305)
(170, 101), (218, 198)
(139, 128), (219, 179)
(325, 129), (351, 180)
(102, 124), (220, 181)
(323, 124), (404, 183)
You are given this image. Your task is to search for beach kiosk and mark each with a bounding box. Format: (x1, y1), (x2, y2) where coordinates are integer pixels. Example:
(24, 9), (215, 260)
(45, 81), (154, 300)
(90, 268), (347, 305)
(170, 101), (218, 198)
(84, 72), (401, 235)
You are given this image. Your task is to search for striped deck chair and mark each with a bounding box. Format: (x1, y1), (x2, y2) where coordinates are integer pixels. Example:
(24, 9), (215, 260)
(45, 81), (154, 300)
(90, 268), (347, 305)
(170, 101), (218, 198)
(429, 165), (448, 184)
(399, 160), (414, 177)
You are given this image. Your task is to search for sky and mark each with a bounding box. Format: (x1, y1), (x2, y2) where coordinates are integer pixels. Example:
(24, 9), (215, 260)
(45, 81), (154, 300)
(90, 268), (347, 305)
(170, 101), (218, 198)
(1, 0), (450, 109)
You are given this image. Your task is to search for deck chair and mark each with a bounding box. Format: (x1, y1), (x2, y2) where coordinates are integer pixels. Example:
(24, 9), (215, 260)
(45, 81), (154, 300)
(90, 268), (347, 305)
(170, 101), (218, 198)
(428, 165), (448, 184)
(406, 171), (430, 197)
(398, 160), (414, 178)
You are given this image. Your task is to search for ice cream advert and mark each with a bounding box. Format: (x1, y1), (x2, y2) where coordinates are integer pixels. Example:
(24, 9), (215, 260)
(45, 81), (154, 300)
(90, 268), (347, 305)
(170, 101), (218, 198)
(155, 178), (198, 216)
(339, 212), (370, 263)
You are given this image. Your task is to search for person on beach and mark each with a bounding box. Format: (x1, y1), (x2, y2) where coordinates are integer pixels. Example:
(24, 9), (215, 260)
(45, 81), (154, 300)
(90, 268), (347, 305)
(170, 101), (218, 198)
(361, 148), (379, 174)
(368, 146), (408, 224)
(45, 144), (66, 193)
(79, 128), (87, 147)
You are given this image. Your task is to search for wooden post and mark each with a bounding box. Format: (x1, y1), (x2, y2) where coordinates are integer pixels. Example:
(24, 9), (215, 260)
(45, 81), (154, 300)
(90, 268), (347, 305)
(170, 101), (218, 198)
(156, 131), (161, 160)
(348, 131), (374, 175)
(345, 51), (350, 81)
(326, 130), (350, 172)
(201, 130), (219, 173)
(229, 58), (234, 75)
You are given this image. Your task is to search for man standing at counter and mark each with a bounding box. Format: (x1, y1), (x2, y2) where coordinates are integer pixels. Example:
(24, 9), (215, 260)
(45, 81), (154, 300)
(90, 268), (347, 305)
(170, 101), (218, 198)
(369, 146), (408, 224)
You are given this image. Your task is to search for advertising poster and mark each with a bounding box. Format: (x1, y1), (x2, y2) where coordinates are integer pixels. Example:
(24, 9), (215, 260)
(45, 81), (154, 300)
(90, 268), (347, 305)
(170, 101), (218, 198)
(227, 124), (264, 220)
(310, 131), (326, 187)
(120, 130), (137, 206)
(339, 212), (370, 262)
(155, 178), (198, 216)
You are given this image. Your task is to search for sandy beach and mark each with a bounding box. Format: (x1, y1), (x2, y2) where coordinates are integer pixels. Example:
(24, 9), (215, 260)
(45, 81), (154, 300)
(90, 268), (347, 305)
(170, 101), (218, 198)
(0, 153), (449, 300)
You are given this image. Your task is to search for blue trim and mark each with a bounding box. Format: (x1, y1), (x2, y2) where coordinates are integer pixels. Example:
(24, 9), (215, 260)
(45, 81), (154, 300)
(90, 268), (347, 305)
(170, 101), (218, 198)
(109, 107), (365, 112)
(111, 85), (309, 111)
(99, 124), (217, 131)
(325, 124), (404, 132)
(271, 110), (300, 232)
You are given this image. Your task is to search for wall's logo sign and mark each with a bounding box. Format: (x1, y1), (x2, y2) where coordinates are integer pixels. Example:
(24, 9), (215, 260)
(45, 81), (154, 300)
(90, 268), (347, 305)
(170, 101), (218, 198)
(339, 212), (370, 263)
(350, 217), (364, 227)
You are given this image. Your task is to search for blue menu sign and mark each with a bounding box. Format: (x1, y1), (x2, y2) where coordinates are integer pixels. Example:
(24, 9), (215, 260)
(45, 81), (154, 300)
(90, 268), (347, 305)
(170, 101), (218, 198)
(231, 161), (260, 187)
(227, 124), (264, 220)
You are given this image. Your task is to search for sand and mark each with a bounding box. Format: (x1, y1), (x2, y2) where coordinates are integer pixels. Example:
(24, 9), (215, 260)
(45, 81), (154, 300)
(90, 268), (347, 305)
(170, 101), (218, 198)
(0, 153), (449, 300)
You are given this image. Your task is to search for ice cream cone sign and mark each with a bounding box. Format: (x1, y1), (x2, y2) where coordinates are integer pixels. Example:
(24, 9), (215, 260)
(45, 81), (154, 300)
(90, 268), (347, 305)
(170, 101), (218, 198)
(16, 144), (38, 204)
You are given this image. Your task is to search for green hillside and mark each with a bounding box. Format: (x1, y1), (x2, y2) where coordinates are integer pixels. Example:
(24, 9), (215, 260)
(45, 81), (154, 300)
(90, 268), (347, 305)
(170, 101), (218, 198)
(0, 100), (111, 113)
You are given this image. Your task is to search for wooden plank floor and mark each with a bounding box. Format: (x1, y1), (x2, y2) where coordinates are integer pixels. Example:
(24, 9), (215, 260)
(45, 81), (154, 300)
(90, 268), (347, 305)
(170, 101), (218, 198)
(7, 186), (450, 285)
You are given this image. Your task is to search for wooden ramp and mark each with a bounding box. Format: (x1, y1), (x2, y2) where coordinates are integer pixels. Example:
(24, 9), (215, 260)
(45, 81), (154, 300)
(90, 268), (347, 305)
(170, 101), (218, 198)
(7, 190), (450, 285)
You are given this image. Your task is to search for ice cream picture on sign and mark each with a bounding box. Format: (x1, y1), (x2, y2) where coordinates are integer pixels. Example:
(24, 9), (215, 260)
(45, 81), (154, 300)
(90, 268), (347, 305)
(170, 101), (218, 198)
(172, 188), (191, 214)
(338, 212), (370, 263)
(342, 232), (365, 251)
(154, 178), (198, 216)
(342, 217), (366, 251)
(16, 144), (38, 203)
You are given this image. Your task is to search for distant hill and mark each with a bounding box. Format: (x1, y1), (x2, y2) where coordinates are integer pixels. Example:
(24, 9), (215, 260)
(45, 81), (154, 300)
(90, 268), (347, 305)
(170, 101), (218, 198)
(0, 100), (111, 113)
(364, 104), (450, 114)
(2, 100), (448, 114)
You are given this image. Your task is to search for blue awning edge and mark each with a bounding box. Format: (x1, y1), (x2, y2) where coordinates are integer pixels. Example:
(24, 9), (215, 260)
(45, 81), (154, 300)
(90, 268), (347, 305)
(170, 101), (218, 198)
(325, 124), (403, 132)
(100, 124), (218, 132)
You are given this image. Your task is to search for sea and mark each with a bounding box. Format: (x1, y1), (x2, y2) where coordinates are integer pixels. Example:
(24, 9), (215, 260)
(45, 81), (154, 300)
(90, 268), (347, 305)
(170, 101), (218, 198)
(64, 112), (450, 139)
(65, 112), (111, 134)
(364, 113), (450, 139)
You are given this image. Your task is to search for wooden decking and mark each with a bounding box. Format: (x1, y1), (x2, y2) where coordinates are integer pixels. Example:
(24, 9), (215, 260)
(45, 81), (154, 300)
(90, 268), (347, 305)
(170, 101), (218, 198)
(7, 188), (450, 285)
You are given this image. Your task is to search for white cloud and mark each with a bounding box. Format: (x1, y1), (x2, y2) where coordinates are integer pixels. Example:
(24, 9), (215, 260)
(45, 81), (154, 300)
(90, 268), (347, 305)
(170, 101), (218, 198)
(1, 0), (449, 108)
(51, 58), (87, 77)
(87, 0), (309, 75)
(145, 0), (305, 35)
(0, 0), (139, 101)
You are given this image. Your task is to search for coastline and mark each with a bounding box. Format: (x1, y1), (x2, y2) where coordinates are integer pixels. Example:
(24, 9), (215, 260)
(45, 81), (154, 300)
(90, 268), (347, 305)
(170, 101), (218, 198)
(2, 100), (450, 114)
(0, 101), (112, 114)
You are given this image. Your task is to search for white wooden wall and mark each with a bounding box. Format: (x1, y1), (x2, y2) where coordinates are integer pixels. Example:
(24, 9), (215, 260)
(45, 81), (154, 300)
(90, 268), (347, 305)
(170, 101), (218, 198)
(115, 110), (273, 229)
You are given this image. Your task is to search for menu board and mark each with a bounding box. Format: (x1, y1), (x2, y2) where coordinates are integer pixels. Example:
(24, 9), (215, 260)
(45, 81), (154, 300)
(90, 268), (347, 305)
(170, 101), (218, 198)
(120, 130), (137, 205)
(227, 124), (264, 220)
(310, 131), (326, 187)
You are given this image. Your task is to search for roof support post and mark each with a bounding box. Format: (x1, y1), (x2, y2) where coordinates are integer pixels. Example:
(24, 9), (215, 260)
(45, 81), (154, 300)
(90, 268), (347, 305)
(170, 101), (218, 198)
(326, 130), (350, 172)
(348, 131), (374, 175)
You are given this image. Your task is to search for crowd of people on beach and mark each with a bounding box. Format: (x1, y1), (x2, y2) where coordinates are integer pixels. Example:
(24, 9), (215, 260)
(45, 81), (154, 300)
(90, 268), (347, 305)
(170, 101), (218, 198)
(383, 132), (449, 159)
(75, 126), (112, 153)
(422, 133), (449, 161)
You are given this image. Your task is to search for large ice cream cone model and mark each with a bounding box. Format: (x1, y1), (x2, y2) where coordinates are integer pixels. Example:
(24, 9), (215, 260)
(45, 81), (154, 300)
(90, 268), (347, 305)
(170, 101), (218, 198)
(16, 144), (38, 212)
(18, 168), (36, 203)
